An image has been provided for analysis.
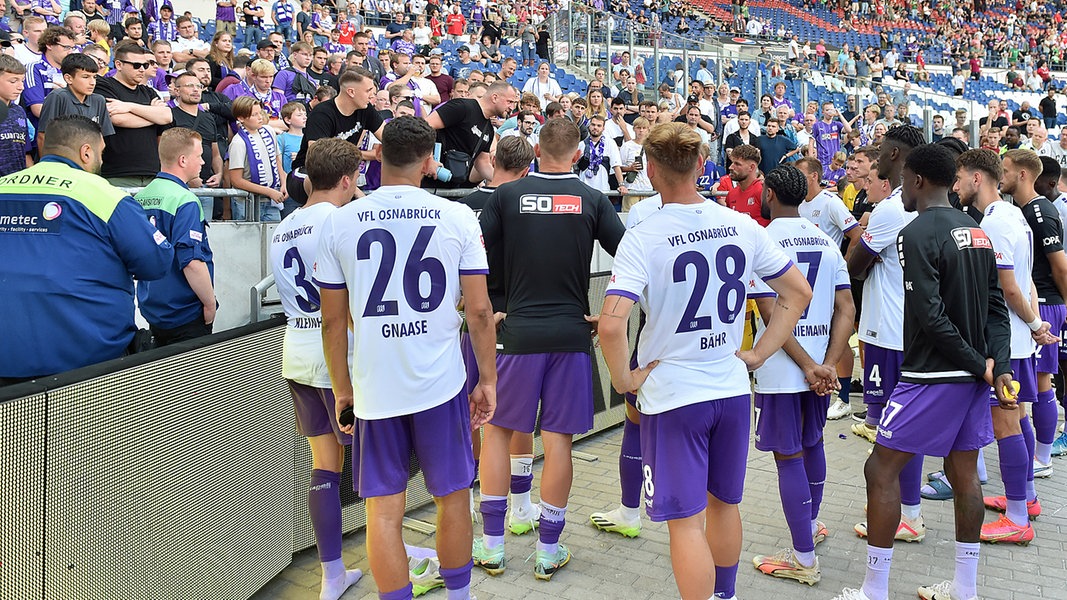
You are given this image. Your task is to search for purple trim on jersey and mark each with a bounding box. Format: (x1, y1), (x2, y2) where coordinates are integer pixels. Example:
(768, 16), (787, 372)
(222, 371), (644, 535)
(763, 260), (795, 281)
(860, 237), (879, 256)
(313, 279), (346, 290)
(843, 221), (860, 232)
(996, 265), (1014, 270)
(460, 268), (490, 275)
(835, 283), (851, 290)
(748, 292), (777, 298)
(606, 289), (640, 302)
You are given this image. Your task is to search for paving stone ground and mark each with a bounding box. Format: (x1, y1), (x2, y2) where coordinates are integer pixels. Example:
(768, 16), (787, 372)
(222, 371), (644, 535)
(252, 404), (1067, 600)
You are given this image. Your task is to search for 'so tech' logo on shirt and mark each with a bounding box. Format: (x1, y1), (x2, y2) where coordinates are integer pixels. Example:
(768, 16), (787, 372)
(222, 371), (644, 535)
(519, 194), (583, 214)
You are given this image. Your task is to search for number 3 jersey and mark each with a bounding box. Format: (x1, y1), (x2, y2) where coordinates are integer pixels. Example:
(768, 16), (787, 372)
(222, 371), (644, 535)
(269, 202), (342, 388)
(751, 217), (850, 394)
(607, 201), (792, 415)
(313, 185), (489, 420)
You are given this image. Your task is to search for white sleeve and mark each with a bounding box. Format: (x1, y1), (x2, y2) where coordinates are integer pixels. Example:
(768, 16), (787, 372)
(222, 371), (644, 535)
(832, 252), (851, 290)
(607, 140), (622, 168)
(750, 222), (794, 281)
(981, 218), (1015, 270)
(457, 206), (490, 274)
(312, 211), (346, 288)
(606, 230), (647, 301)
(860, 202), (902, 254)
(828, 196), (859, 232)
(228, 138), (248, 171)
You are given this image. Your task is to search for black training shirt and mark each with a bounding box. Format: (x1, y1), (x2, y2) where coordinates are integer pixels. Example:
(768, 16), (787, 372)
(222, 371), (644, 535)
(1018, 196), (1065, 305)
(899, 207), (1011, 384)
(291, 100), (384, 171)
(95, 76), (163, 178)
(460, 186), (504, 312)
(480, 172), (626, 354)
(434, 98), (494, 157)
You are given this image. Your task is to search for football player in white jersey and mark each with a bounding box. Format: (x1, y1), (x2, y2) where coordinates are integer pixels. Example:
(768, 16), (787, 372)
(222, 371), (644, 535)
(794, 156), (864, 421)
(956, 149), (1056, 545)
(268, 138), (364, 600)
(315, 117), (498, 600)
(750, 164), (856, 587)
(599, 122), (812, 600)
(846, 126), (928, 543)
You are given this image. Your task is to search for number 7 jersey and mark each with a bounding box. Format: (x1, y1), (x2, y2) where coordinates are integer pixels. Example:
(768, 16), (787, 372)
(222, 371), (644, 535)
(607, 201), (793, 415)
(313, 185), (489, 420)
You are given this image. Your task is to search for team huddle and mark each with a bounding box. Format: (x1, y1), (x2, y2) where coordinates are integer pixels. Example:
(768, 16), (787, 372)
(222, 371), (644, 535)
(266, 116), (1067, 600)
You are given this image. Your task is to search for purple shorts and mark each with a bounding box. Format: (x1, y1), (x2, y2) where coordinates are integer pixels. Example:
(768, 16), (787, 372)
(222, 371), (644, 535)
(876, 381), (993, 457)
(863, 345), (903, 407)
(754, 391), (830, 455)
(289, 380), (353, 445)
(989, 356), (1038, 406)
(491, 352), (594, 435)
(355, 392), (474, 498)
(640, 394), (750, 521)
(1036, 304), (1065, 373)
(461, 331), (479, 396)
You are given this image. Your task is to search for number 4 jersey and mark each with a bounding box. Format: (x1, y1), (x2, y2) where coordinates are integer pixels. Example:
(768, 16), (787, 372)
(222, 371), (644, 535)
(607, 201), (793, 415)
(313, 185), (489, 420)
(269, 201), (339, 389)
(751, 217), (850, 394)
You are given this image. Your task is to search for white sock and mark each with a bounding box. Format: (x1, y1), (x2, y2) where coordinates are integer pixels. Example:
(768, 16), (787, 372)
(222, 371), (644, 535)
(901, 503), (921, 521)
(1026, 479), (1037, 503)
(446, 584), (471, 600)
(976, 448), (988, 481)
(811, 519), (819, 535)
(510, 490), (533, 513)
(482, 534), (504, 549)
(319, 564), (362, 600)
(1036, 442), (1053, 465)
(952, 541), (980, 600)
(794, 549), (816, 568)
(861, 545), (893, 600)
(536, 540), (558, 556)
(618, 503), (640, 522)
(404, 543), (437, 560)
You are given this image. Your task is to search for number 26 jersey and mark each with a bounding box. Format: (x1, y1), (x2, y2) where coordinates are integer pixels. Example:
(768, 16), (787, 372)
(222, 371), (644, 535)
(314, 185), (489, 420)
(607, 201), (792, 415)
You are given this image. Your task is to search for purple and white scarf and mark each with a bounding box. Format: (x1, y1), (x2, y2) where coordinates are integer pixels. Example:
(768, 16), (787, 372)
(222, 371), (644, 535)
(237, 123), (279, 188)
(586, 136), (605, 178)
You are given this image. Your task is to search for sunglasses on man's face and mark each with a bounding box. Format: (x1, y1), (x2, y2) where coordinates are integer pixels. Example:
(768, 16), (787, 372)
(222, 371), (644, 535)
(121, 59), (157, 70)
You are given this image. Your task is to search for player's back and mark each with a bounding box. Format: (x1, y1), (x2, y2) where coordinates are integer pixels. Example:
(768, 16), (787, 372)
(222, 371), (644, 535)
(858, 189), (915, 350)
(900, 207), (1006, 381)
(625, 193), (662, 229)
(611, 200), (791, 414)
(752, 217), (849, 394)
(313, 185), (487, 419)
(480, 172), (625, 354)
(798, 189), (856, 247)
(980, 200), (1035, 359)
(270, 202), (335, 387)
(1018, 195), (1064, 305)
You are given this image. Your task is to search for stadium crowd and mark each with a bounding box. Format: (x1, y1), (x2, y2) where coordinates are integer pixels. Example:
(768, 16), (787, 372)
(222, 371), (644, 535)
(4, 1), (1067, 600)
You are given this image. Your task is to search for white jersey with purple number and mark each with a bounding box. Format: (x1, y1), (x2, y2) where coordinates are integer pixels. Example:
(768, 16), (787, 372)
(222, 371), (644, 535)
(607, 200), (792, 414)
(798, 189), (858, 247)
(751, 218), (850, 394)
(980, 200), (1036, 359)
(270, 202), (340, 388)
(857, 187), (915, 350)
(313, 185), (489, 419)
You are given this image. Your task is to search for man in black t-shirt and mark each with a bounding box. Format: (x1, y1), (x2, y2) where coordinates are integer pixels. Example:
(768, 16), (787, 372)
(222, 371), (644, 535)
(425, 81), (517, 189)
(978, 99), (1008, 134)
(472, 117), (625, 581)
(287, 68), (385, 205)
(1039, 88), (1058, 131)
(97, 42), (174, 187)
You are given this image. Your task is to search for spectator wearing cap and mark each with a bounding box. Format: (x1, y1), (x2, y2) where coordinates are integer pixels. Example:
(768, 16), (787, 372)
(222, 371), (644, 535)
(171, 16), (210, 63)
(223, 57), (286, 126)
(148, 3), (178, 42)
(721, 86), (742, 121)
(23, 25), (76, 129)
(97, 41), (175, 187)
(425, 50), (453, 102)
(38, 52), (114, 150)
(449, 45), (477, 80)
(241, 0), (266, 50)
(254, 37), (276, 63)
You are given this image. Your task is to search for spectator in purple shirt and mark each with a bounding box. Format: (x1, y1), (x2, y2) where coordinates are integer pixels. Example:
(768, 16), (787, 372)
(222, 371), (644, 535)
(23, 25), (76, 128)
(272, 41), (317, 103)
(222, 58), (285, 127)
(811, 100), (851, 168)
(32, 0), (62, 26)
(216, 0), (238, 36)
(390, 29), (416, 57)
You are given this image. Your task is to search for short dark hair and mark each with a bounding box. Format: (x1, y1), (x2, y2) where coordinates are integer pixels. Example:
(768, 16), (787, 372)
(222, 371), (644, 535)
(114, 40), (150, 62)
(956, 148), (1002, 181)
(495, 136), (536, 172)
(41, 25), (76, 51)
(338, 67), (373, 88)
(380, 116), (436, 169)
(42, 115), (102, 155)
(538, 117), (581, 160)
(884, 124), (925, 149)
(61, 52), (100, 77)
(765, 164), (808, 207)
(905, 144), (957, 187)
(1040, 155), (1062, 182)
(306, 138), (361, 190)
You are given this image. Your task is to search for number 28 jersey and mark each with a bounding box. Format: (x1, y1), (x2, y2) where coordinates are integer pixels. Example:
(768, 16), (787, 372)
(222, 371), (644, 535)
(269, 202), (340, 388)
(607, 201), (792, 415)
(314, 185), (489, 420)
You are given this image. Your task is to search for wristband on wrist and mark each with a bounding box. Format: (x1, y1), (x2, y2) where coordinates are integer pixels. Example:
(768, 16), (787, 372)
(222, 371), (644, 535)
(1027, 316), (1043, 332)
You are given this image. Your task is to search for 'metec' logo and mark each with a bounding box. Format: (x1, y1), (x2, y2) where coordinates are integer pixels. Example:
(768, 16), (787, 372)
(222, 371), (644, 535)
(519, 195), (582, 214)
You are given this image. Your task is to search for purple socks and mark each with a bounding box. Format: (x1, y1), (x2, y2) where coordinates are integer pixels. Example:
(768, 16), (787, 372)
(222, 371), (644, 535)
(997, 434), (1029, 525)
(1033, 390), (1058, 444)
(803, 443), (826, 520)
(620, 419), (643, 509)
(480, 497), (507, 537)
(714, 563), (738, 599)
(379, 582), (413, 600)
(776, 457), (816, 553)
(309, 469), (343, 563)
(899, 454), (924, 509)
(439, 559), (473, 590)
(865, 402), (884, 427)
(538, 504), (566, 545)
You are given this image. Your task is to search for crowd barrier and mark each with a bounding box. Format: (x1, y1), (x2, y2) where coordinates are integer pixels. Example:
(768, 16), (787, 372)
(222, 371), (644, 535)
(0, 273), (634, 600)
